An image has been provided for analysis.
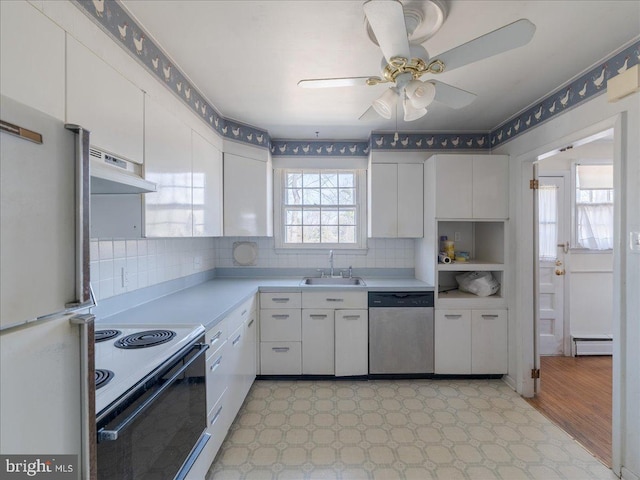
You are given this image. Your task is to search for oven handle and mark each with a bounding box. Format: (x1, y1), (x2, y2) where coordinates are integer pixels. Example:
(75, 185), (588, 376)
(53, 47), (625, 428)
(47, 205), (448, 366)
(98, 343), (209, 442)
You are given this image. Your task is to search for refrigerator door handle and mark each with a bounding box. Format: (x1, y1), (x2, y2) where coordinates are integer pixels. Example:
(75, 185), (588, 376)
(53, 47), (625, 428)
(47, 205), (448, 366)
(64, 124), (94, 309)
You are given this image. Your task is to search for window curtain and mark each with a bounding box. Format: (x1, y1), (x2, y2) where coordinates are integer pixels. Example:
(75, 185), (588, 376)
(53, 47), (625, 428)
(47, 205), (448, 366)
(538, 185), (558, 261)
(576, 193), (614, 250)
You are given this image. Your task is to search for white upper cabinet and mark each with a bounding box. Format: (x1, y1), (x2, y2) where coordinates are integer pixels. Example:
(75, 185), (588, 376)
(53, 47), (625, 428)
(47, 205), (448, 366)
(435, 155), (508, 219)
(224, 152), (273, 237)
(66, 36), (144, 164)
(192, 131), (223, 237)
(143, 95), (193, 237)
(0, 1), (65, 120)
(369, 162), (423, 238)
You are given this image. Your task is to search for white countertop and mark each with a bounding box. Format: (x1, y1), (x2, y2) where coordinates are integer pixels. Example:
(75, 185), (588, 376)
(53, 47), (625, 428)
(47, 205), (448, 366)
(96, 277), (433, 331)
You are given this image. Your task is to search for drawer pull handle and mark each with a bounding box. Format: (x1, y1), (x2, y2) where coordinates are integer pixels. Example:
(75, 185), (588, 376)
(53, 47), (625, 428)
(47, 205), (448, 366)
(232, 334), (241, 346)
(272, 314), (290, 319)
(247, 319), (255, 327)
(272, 298), (290, 302)
(343, 315), (361, 320)
(272, 347), (290, 353)
(444, 314), (462, 319)
(210, 330), (222, 344)
(310, 314), (328, 319)
(241, 309), (248, 316)
(210, 356), (222, 373)
(326, 298), (344, 302)
(481, 314), (499, 319)
(210, 405), (223, 426)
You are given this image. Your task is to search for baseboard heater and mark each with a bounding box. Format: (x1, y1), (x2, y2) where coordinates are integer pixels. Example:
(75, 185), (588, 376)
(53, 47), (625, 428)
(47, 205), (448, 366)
(571, 334), (613, 356)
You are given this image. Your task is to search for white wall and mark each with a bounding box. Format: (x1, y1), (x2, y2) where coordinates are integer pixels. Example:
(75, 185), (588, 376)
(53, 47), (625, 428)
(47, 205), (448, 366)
(494, 87), (639, 478)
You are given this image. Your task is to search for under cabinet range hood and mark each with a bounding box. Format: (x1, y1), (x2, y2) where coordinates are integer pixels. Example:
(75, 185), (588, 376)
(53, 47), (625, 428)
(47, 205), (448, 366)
(89, 147), (156, 194)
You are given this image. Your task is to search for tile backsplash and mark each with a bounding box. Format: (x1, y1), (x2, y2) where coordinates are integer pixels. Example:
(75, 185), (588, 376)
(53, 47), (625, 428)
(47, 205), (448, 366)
(90, 236), (414, 301)
(90, 237), (216, 300)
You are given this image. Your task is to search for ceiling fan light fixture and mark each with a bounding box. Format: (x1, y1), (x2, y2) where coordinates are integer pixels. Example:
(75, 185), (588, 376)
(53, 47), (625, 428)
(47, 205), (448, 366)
(405, 79), (436, 108)
(403, 95), (427, 121)
(372, 87), (398, 119)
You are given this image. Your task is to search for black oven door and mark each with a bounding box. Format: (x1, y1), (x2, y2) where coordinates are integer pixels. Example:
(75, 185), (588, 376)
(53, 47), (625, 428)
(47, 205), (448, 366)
(97, 341), (209, 480)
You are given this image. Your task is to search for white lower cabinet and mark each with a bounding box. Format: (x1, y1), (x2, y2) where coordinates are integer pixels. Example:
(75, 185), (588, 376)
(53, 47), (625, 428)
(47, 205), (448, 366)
(434, 309), (507, 374)
(260, 341), (302, 375)
(189, 295), (257, 478)
(260, 292), (302, 375)
(302, 309), (335, 374)
(335, 309), (368, 376)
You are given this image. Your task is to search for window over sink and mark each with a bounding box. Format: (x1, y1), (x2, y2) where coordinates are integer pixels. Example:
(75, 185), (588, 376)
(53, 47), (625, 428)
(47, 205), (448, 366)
(274, 168), (367, 250)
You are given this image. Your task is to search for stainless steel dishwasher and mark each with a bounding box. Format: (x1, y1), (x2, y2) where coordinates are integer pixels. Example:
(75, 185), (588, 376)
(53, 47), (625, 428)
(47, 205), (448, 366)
(369, 291), (435, 375)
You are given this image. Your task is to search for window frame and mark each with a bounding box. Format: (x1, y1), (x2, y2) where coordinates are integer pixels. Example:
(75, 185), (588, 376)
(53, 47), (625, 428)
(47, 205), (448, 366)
(273, 167), (368, 251)
(570, 160), (614, 252)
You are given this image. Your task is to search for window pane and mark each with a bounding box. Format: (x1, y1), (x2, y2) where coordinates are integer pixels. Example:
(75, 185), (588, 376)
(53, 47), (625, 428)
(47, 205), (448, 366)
(303, 188), (320, 205)
(303, 226), (321, 243)
(321, 173), (337, 188)
(286, 209), (302, 225)
(303, 209), (320, 225)
(339, 226), (356, 243)
(339, 173), (354, 188)
(321, 189), (339, 205)
(303, 172), (320, 188)
(286, 226), (302, 243)
(286, 172), (302, 188)
(286, 188), (302, 205)
(321, 209), (339, 225)
(339, 209), (355, 225)
(339, 188), (355, 205)
(321, 226), (339, 243)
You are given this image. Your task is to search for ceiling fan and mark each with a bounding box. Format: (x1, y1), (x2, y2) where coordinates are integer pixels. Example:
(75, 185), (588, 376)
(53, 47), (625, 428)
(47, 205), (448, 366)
(298, 0), (536, 122)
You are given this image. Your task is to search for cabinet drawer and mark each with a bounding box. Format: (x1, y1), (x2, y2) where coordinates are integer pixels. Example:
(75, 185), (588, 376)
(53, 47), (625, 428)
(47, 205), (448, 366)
(227, 296), (256, 334)
(206, 346), (229, 409)
(302, 291), (367, 309)
(260, 309), (302, 341)
(260, 292), (301, 309)
(260, 342), (302, 375)
(205, 319), (227, 358)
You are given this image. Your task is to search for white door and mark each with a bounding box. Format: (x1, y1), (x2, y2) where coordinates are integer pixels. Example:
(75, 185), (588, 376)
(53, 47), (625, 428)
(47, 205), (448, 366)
(537, 176), (567, 355)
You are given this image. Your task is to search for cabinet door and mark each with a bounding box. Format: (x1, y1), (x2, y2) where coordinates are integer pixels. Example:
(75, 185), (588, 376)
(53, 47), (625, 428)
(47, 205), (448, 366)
(302, 309), (335, 374)
(335, 309), (368, 376)
(192, 131), (223, 237)
(0, 1), (65, 120)
(397, 163), (423, 237)
(471, 309), (508, 374)
(66, 37), (144, 163)
(434, 310), (471, 374)
(369, 163), (398, 237)
(224, 153), (269, 236)
(472, 156), (508, 219)
(435, 156), (473, 219)
(241, 313), (257, 397)
(143, 95), (193, 237)
(226, 323), (246, 424)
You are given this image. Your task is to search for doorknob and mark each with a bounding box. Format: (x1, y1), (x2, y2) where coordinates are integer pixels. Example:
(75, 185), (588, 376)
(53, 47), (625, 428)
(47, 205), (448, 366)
(555, 260), (563, 266)
(555, 269), (565, 276)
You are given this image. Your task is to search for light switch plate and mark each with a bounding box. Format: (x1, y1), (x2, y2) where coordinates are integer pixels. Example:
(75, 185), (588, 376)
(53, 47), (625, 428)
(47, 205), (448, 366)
(630, 231), (640, 252)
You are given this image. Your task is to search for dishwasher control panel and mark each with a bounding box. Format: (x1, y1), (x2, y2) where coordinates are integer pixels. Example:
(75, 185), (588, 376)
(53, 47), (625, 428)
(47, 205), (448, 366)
(368, 291), (434, 308)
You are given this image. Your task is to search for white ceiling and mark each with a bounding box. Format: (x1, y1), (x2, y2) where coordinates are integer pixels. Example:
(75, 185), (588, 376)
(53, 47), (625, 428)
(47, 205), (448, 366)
(121, 1), (640, 140)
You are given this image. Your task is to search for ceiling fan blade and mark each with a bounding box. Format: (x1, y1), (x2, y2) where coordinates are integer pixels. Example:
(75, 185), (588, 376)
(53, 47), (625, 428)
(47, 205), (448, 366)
(363, 0), (411, 63)
(431, 80), (477, 109)
(359, 106), (382, 121)
(298, 77), (373, 88)
(433, 19), (536, 73)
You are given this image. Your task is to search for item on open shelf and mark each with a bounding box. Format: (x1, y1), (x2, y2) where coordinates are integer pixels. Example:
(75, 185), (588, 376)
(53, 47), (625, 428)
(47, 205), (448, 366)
(455, 251), (470, 262)
(444, 240), (455, 260)
(456, 271), (500, 297)
(438, 252), (452, 264)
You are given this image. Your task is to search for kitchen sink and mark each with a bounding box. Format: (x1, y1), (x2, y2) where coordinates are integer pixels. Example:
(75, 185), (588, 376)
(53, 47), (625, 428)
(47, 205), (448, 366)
(300, 277), (366, 286)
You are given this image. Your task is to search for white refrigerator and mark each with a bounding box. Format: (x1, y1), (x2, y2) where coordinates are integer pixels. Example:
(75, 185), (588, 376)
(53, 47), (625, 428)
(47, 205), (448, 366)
(0, 95), (95, 479)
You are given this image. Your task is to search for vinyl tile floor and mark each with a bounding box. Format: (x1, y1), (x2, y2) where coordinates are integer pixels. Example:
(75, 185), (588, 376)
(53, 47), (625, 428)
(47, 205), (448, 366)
(206, 379), (615, 480)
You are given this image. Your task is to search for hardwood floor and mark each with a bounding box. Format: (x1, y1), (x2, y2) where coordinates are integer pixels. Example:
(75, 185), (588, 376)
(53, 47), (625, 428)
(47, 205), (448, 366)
(526, 355), (612, 467)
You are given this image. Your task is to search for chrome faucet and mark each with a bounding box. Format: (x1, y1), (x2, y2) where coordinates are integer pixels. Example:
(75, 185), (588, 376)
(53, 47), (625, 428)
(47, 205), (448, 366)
(329, 250), (334, 277)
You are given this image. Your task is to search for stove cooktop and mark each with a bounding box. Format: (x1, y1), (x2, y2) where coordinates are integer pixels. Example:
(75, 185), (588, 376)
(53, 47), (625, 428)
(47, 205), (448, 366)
(94, 324), (205, 415)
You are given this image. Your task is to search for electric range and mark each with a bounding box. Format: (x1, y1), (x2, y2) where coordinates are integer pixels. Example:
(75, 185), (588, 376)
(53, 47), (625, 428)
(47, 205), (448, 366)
(94, 323), (205, 415)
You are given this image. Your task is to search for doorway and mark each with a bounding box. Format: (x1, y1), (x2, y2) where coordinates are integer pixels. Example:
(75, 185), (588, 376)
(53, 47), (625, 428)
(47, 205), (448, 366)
(531, 128), (615, 466)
